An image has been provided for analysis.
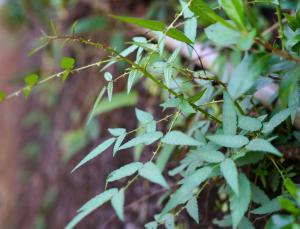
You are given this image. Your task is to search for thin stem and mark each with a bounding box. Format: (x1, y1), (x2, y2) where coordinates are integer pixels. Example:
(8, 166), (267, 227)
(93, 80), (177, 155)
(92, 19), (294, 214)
(150, 110), (180, 161)
(175, 180), (210, 217)
(123, 110), (178, 192)
(276, 2), (286, 50)
(255, 38), (300, 63)
(51, 35), (222, 123)
(268, 156), (285, 180)
(3, 59), (111, 101)
(262, 18), (287, 37)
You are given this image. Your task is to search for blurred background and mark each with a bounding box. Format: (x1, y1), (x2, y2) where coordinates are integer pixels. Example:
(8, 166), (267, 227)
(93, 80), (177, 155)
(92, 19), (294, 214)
(3, 1), (299, 228)
(0, 0), (177, 228)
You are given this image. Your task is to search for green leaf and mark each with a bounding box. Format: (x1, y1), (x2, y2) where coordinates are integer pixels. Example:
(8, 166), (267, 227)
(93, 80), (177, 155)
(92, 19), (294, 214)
(219, 0), (246, 30)
(167, 48), (180, 64)
(86, 87), (106, 125)
(245, 138), (282, 156)
(186, 197), (200, 223)
(65, 210), (90, 229)
(65, 189), (117, 229)
(113, 133), (126, 156)
(265, 214), (295, 229)
(162, 167), (212, 215)
(135, 108), (153, 124)
(78, 188), (118, 212)
(230, 174), (251, 229)
(127, 69), (142, 94)
(164, 66), (173, 87)
(101, 44), (138, 71)
(237, 29), (256, 50)
(138, 162), (169, 188)
(221, 159), (239, 196)
(164, 214), (175, 229)
(251, 183), (270, 205)
(228, 54), (270, 100)
(238, 115), (262, 132)
(111, 15), (165, 31)
(181, 166), (213, 188)
(180, 0), (197, 54)
(146, 120), (156, 133)
(62, 69), (71, 82)
(235, 152), (264, 166)
(251, 197), (281, 214)
(279, 66), (300, 108)
(262, 108), (291, 134)
(278, 197), (300, 215)
(283, 178), (297, 199)
(288, 85), (299, 124)
(108, 128), (126, 137)
(238, 217), (255, 229)
(104, 72), (113, 81)
(189, 0), (234, 29)
(119, 131), (163, 150)
(166, 28), (193, 44)
(156, 144), (175, 172)
(107, 162), (143, 182)
(107, 81), (113, 102)
(24, 74), (39, 86)
(160, 98), (180, 110)
(188, 88), (207, 103)
(223, 91), (237, 135)
(93, 91), (138, 115)
(207, 135), (249, 148)
(179, 99), (195, 114)
(284, 12), (300, 31)
(288, 34), (300, 52)
(161, 131), (204, 146)
(145, 221), (158, 229)
(0, 90), (6, 102)
(111, 189), (125, 221)
(72, 16), (107, 34)
(169, 163), (187, 176)
(71, 138), (115, 172)
(60, 57), (75, 69)
(198, 150), (225, 163)
(205, 22), (241, 46)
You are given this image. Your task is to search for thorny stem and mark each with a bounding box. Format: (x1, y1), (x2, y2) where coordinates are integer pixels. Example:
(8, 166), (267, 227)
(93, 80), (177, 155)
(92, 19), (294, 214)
(2, 34), (221, 123)
(150, 110), (180, 161)
(276, 1), (286, 50)
(49, 35), (222, 124)
(174, 164), (219, 218)
(105, 113), (173, 191)
(124, 110), (179, 191)
(3, 59), (111, 101)
(175, 180), (210, 217)
(255, 38), (300, 63)
(122, 110), (180, 223)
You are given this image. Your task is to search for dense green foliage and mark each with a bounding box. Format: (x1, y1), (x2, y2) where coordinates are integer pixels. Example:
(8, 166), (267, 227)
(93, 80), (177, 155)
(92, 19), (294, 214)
(1, 0), (300, 228)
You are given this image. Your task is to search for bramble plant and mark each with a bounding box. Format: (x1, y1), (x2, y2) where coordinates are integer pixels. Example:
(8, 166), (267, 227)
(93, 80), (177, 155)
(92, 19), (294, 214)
(1, 0), (300, 228)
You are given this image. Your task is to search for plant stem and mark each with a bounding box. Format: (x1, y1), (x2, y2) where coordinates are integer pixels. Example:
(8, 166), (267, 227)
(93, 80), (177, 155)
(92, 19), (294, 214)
(276, 2), (286, 50)
(255, 38), (300, 63)
(53, 35), (222, 124)
(268, 156), (285, 180)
